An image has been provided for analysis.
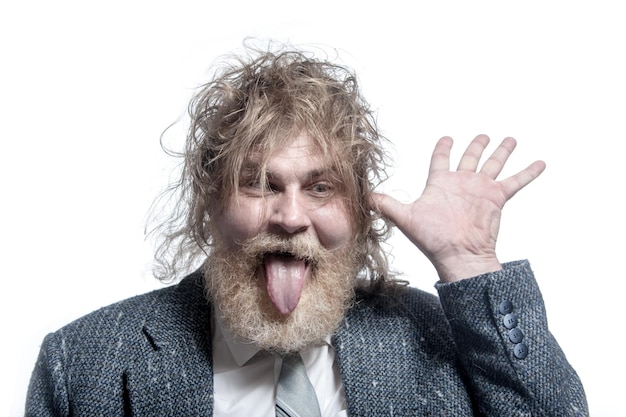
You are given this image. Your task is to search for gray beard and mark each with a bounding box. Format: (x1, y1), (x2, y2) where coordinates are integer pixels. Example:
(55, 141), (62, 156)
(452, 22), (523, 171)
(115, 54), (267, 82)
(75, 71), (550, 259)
(203, 233), (360, 354)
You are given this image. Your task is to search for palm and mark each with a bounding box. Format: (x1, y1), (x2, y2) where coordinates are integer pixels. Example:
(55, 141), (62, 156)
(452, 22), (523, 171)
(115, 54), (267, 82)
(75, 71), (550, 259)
(407, 169), (506, 260)
(372, 135), (545, 282)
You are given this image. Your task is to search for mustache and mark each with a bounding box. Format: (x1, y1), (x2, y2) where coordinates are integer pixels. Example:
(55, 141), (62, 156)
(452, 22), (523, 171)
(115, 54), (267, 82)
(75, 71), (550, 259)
(239, 233), (330, 266)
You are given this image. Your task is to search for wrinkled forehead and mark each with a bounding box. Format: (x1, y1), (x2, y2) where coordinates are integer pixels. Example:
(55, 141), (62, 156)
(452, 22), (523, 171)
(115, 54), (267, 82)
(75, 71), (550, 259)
(246, 130), (340, 170)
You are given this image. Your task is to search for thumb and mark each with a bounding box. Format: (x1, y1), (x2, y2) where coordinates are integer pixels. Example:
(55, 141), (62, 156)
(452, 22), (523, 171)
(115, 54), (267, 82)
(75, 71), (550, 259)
(369, 192), (406, 226)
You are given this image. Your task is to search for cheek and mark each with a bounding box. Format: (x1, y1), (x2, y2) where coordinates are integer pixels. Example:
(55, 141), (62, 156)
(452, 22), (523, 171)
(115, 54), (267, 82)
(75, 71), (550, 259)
(314, 203), (354, 250)
(216, 199), (264, 244)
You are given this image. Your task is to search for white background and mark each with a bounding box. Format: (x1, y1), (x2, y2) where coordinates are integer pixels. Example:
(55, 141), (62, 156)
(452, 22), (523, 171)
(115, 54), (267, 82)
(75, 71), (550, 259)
(2, 1), (624, 416)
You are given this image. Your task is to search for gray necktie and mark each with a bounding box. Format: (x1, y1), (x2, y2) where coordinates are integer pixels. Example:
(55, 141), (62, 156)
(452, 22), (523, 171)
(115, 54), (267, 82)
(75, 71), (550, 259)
(276, 354), (322, 417)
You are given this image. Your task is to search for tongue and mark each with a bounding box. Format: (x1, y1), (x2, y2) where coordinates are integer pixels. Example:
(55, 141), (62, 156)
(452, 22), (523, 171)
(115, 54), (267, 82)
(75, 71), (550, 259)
(265, 254), (307, 315)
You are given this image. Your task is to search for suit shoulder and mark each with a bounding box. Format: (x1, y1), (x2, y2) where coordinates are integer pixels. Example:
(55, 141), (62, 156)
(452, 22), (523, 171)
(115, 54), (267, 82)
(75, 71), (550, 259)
(340, 285), (457, 367)
(29, 272), (213, 416)
(352, 285), (451, 340)
(355, 284), (444, 317)
(48, 271), (207, 344)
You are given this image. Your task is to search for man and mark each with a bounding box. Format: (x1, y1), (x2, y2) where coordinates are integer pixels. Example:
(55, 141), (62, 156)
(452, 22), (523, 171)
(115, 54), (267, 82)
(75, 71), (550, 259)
(26, 46), (588, 416)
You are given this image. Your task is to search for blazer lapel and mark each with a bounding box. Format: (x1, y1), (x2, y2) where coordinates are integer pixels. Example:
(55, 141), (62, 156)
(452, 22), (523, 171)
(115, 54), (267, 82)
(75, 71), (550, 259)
(333, 297), (422, 416)
(124, 273), (216, 416)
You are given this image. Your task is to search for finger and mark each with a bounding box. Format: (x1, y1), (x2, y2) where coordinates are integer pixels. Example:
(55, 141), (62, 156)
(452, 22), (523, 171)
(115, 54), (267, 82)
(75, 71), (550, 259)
(479, 137), (517, 178)
(501, 160), (546, 199)
(429, 136), (453, 175)
(457, 134), (490, 172)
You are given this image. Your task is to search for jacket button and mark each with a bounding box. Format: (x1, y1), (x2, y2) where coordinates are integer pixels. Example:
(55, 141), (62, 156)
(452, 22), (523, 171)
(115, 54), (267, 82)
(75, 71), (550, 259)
(499, 300), (514, 315)
(514, 343), (529, 359)
(503, 313), (518, 329)
(508, 328), (524, 344)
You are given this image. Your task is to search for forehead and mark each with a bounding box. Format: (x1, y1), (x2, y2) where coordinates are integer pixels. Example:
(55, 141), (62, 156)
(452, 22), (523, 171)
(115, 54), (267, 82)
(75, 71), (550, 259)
(245, 133), (329, 171)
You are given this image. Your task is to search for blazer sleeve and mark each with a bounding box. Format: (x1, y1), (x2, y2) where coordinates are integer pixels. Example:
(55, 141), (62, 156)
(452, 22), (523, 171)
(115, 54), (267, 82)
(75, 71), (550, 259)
(25, 332), (70, 417)
(435, 260), (588, 417)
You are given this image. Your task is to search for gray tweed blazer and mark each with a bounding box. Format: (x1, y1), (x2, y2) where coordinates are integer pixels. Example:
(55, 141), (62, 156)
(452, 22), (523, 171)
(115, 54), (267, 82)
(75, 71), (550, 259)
(26, 260), (588, 416)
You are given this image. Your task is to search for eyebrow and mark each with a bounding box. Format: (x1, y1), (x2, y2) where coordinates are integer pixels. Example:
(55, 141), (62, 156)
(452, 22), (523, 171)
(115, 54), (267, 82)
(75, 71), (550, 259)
(302, 169), (330, 180)
(240, 161), (334, 181)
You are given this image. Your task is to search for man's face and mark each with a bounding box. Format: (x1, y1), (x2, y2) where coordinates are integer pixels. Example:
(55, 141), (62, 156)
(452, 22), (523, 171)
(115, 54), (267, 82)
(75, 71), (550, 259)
(206, 132), (359, 353)
(216, 132), (354, 311)
(217, 131), (353, 252)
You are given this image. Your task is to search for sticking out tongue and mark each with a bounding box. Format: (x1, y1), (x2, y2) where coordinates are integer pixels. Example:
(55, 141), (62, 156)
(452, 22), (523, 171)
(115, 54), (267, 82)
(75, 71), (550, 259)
(265, 253), (308, 315)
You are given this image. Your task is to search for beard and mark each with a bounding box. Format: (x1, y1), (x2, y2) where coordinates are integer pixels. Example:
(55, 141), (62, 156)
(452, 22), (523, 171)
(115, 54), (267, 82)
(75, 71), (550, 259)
(203, 233), (361, 354)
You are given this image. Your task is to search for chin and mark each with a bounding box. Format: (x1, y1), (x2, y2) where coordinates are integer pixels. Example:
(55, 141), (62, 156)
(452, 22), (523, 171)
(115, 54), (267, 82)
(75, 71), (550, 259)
(203, 234), (361, 353)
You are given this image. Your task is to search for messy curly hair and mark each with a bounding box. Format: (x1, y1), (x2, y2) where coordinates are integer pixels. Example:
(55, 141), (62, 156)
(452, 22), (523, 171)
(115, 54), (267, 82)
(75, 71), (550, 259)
(150, 44), (393, 284)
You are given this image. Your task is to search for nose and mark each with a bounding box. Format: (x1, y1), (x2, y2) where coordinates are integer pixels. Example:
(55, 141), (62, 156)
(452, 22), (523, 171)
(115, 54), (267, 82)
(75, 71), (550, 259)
(269, 189), (311, 235)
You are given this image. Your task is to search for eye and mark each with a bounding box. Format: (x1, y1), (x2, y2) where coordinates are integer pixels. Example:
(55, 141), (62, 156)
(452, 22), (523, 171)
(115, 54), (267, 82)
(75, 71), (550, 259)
(246, 179), (263, 189)
(309, 182), (333, 196)
(243, 177), (277, 195)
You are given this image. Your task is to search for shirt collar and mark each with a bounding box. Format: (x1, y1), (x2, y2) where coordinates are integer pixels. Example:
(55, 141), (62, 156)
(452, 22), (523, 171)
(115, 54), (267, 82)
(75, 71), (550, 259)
(214, 308), (261, 366)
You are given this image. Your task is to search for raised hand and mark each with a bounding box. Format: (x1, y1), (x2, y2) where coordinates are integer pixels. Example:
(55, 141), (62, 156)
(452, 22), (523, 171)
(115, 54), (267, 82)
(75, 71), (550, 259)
(371, 135), (545, 282)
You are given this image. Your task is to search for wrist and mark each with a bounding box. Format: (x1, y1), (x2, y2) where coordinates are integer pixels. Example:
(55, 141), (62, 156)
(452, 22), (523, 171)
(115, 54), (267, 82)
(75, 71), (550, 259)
(433, 254), (502, 283)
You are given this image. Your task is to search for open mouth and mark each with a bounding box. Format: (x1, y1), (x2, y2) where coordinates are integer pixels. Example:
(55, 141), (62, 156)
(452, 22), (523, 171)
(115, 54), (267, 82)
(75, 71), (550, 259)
(262, 251), (315, 266)
(263, 251), (313, 315)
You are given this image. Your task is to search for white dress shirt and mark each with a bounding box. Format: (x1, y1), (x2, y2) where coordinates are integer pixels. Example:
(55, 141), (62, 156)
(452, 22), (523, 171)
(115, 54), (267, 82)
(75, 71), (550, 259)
(212, 310), (348, 417)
